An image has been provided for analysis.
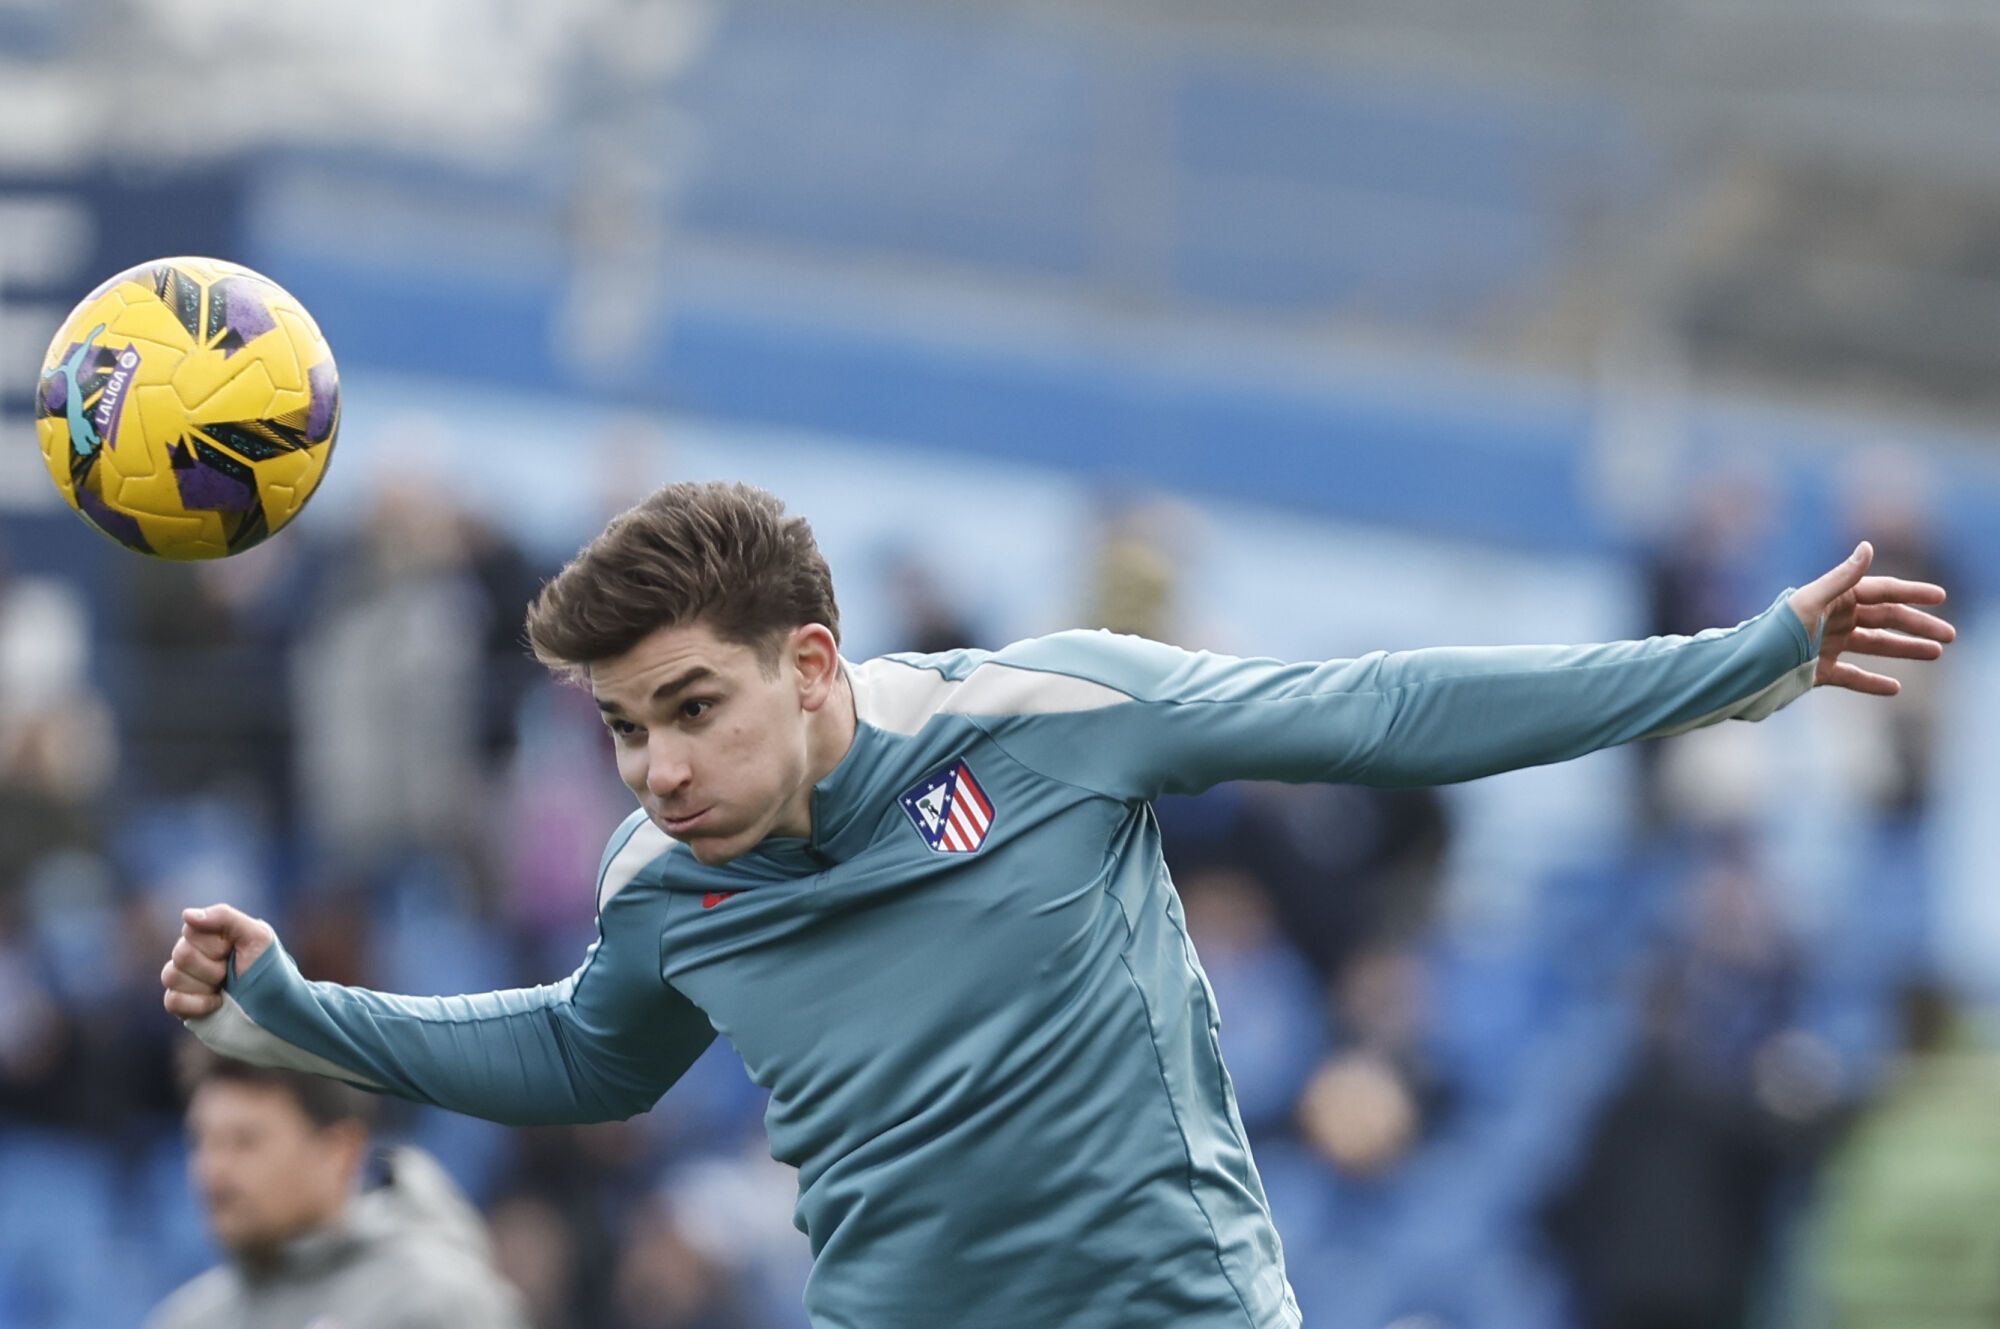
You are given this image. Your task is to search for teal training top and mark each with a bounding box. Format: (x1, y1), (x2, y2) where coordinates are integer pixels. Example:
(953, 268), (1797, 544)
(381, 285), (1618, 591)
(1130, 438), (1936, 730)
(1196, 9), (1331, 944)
(190, 593), (1818, 1329)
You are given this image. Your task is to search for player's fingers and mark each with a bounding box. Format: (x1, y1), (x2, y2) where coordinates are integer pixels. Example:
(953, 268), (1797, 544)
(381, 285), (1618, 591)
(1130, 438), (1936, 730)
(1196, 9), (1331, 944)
(183, 905), (272, 956)
(1854, 577), (1947, 607)
(161, 959), (219, 996)
(1821, 661), (1901, 696)
(1800, 542), (1872, 604)
(170, 937), (228, 987)
(1843, 628), (1943, 661)
(183, 903), (244, 935)
(163, 989), (223, 1020)
(179, 922), (232, 963)
(183, 907), (277, 977)
(1855, 602), (1957, 642)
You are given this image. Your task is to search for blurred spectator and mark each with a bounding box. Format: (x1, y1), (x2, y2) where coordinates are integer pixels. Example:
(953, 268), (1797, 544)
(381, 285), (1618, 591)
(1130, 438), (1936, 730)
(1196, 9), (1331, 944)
(1297, 1049), (1420, 1180)
(1801, 983), (2000, 1329)
(464, 511), (549, 769)
(116, 544), (307, 821)
(611, 1194), (762, 1329)
(487, 1121), (662, 1329)
(10, 872), (184, 1139)
(878, 546), (986, 656)
(293, 476), (496, 886)
(502, 679), (637, 969)
(0, 562), (140, 1134)
(1179, 867), (1327, 1137)
(1297, 944), (1455, 1181)
(0, 565), (113, 900)
(490, 1100), (807, 1329)
(1081, 496), (1188, 642)
(1543, 844), (1839, 1329)
(1644, 480), (1772, 643)
(1638, 478), (1777, 831)
(148, 1044), (529, 1329)
(1215, 781), (1450, 986)
(614, 1148), (812, 1329)
(489, 1193), (583, 1329)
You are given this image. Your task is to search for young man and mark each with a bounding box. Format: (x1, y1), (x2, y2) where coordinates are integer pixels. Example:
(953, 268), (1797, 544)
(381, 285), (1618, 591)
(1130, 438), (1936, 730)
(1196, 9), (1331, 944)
(163, 481), (1954, 1329)
(148, 1045), (528, 1329)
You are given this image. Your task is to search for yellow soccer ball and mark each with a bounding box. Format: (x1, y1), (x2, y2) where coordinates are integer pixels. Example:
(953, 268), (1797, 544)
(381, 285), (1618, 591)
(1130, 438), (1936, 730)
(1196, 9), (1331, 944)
(34, 257), (339, 559)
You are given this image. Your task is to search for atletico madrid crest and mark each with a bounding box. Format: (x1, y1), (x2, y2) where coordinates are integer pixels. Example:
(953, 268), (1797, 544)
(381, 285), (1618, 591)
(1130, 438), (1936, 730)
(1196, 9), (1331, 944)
(899, 760), (995, 854)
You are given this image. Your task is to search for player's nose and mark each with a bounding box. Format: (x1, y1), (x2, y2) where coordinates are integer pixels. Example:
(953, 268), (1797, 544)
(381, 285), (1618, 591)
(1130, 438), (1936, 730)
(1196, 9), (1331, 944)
(644, 735), (693, 798)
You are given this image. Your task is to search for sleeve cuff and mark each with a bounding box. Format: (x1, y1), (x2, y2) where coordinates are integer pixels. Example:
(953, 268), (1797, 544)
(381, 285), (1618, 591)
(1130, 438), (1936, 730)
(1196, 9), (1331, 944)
(1771, 586), (1821, 661)
(223, 935), (285, 994)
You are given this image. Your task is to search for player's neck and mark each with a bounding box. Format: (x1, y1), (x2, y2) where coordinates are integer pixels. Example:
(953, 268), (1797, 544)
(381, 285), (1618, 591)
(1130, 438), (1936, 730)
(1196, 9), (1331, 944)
(809, 665), (859, 784)
(779, 666), (858, 842)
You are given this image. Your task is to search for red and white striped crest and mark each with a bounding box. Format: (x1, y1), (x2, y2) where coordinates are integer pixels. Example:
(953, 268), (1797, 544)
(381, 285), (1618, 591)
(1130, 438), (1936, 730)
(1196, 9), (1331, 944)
(899, 759), (995, 854)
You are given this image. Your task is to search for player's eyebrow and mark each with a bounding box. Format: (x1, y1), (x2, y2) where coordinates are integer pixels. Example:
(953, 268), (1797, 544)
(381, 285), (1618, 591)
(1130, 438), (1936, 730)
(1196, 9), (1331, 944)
(595, 665), (718, 714)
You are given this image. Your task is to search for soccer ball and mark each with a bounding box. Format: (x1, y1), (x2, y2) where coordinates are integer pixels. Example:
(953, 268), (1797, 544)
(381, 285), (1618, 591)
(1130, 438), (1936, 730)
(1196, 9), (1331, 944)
(34, 256), (339, 559)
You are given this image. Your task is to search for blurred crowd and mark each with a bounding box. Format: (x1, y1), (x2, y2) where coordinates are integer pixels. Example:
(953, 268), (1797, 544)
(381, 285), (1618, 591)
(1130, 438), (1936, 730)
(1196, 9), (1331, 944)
(0, 467), (1988, 1329)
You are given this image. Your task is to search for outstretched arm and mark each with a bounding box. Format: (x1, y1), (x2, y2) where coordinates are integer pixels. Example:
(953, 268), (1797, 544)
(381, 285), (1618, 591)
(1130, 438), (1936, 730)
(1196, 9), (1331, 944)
(960, 542), (1951, 799)
(166, 895), (714, 1126)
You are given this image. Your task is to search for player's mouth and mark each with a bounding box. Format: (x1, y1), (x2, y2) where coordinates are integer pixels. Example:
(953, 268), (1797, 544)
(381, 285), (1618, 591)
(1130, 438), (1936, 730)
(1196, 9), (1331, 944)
(660, 807), (714, 835)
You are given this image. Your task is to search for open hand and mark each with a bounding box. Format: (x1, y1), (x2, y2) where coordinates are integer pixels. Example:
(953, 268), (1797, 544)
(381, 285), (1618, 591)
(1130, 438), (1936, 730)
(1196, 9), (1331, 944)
(160, 904), (276, 1019)
(1789, 541), (1954, 696)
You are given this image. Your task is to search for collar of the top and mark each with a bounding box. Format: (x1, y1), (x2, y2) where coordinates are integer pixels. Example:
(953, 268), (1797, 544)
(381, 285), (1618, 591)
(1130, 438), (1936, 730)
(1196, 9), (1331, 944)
(809, 658), (889, 861)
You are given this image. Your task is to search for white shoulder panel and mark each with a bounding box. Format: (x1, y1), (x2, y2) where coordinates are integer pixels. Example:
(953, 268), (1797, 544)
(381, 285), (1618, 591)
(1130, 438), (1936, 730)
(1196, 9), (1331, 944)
(599, 820), (673, 912)
(939, 664), (1132, 720)
(849, 657), (963, 736)
(185, 995), (388, 1090)
(851, 656), (1133, 737)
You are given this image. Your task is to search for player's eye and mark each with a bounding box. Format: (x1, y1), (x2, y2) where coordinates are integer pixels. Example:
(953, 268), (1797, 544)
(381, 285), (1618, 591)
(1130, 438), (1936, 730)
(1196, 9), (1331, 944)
(606, 717), (642, 741)
(680, 698), (714, 723)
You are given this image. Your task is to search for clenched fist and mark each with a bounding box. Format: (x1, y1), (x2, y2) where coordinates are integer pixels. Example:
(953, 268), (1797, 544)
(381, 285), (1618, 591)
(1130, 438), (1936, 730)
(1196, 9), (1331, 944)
(160, 904), (276, 1020)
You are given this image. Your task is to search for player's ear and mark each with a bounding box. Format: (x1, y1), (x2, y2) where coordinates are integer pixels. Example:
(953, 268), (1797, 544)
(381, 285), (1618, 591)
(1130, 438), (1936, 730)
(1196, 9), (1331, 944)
(790, 624), (841, 711)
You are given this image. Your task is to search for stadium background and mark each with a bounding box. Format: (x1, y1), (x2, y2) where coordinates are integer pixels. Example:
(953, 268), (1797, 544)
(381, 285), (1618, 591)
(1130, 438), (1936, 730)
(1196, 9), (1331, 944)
(4, 2), (2000, 1326)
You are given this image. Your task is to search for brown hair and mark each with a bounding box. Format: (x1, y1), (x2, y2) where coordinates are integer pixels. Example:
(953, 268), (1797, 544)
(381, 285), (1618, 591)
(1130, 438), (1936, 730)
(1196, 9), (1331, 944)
(526, 481), (839, 679)
(177, 1039), (377, 1131)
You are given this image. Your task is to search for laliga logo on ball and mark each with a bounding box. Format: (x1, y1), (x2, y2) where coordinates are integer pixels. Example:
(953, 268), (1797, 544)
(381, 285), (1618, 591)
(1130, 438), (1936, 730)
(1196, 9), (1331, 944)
(33, 257), (340, 560)
(42, 321), (141, 458)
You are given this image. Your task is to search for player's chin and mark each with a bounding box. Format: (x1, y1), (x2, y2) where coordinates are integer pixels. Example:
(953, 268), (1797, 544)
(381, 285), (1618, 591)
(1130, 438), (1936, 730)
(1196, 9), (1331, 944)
(683, 832), (753, 867)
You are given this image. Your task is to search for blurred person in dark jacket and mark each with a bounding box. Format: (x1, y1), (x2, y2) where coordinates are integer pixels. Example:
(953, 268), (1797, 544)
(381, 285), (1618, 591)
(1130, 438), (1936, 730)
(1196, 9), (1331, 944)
(147, 1044), (528, 1329)
(1543, 844), (1841, 1329)
(117, 539), (308, 822)
(1209, 780), (1450, 987)
(879, 546), (988, 657)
